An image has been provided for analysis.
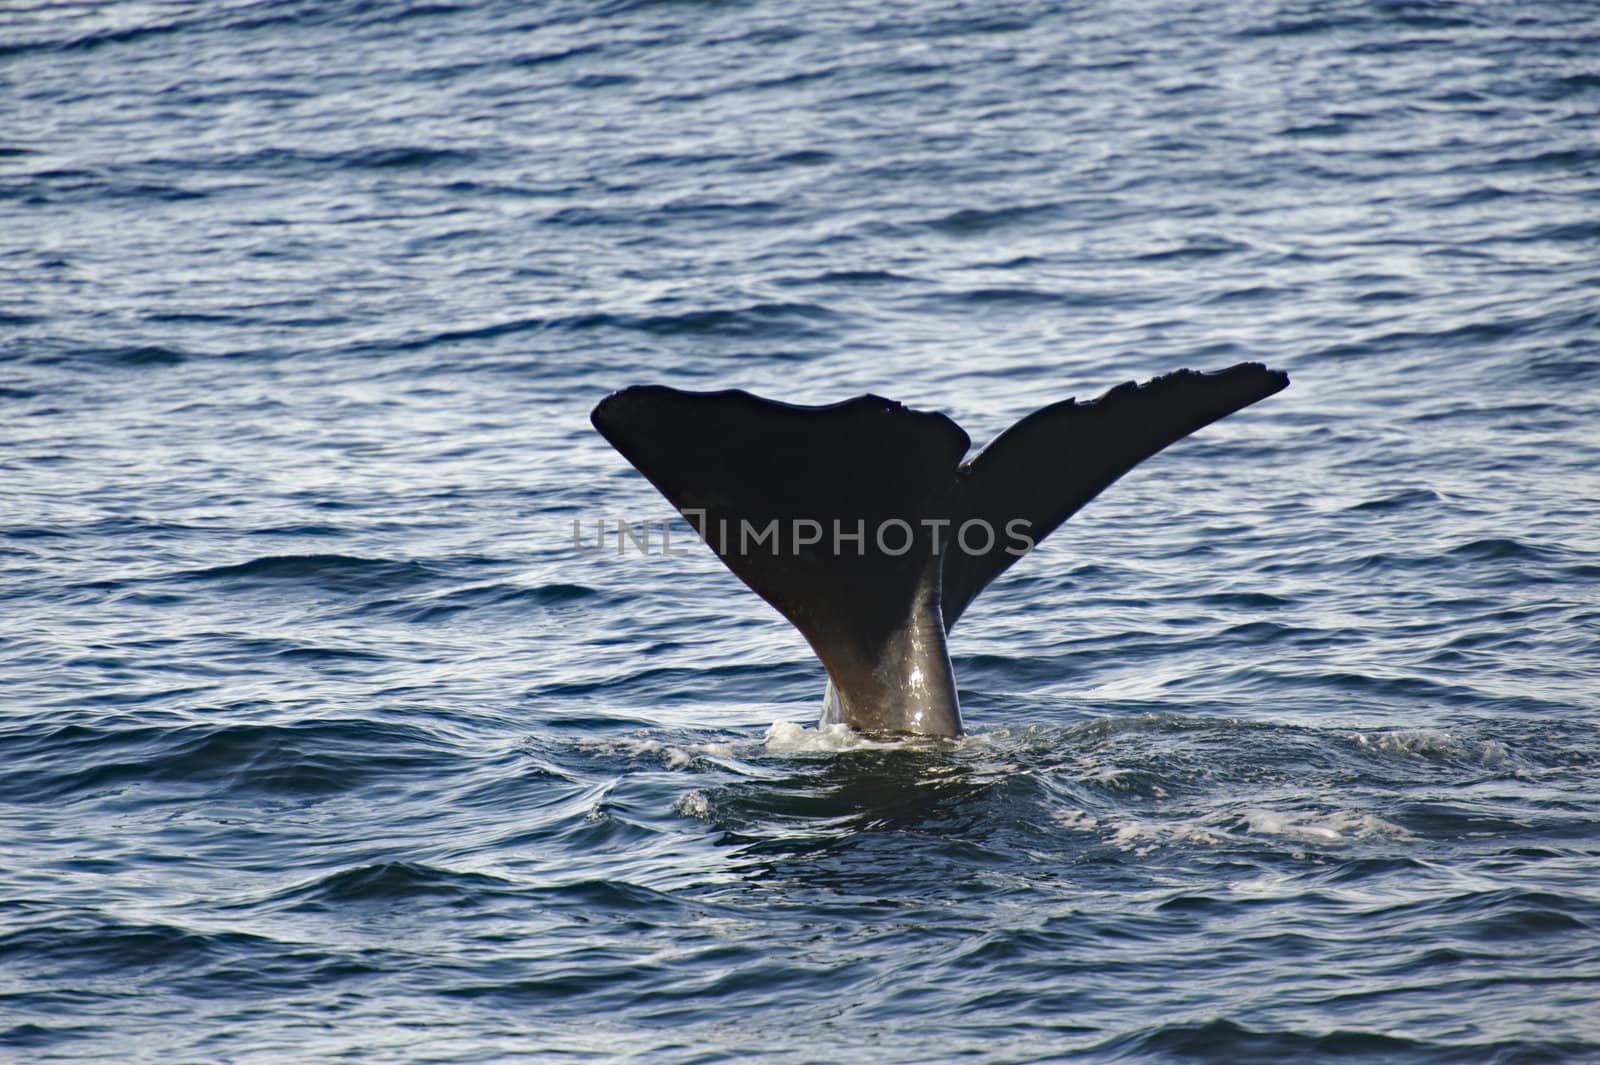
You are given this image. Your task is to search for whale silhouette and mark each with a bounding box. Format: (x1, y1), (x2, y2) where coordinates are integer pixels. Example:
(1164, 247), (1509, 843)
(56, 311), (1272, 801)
(591, 363), (1288, 737)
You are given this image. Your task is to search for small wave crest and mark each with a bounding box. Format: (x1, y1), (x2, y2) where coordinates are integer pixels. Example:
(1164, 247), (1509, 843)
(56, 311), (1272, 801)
(175, 554), (444, 593)
(1108, 807), (1412, 855)
(1349, 729), (1509, 765)
(1242, 808), (1413, 844)
(571, 732), (740, 770)
(760, 720), (901, 753)
(261, 861), (515, 908)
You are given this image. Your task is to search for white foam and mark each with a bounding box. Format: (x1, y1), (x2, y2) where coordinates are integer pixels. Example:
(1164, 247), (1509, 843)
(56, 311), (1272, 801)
(758, 719), (994, 753)
(1051, 808), (1101, 831)
(760, 720), (898, 753)
(1350, 729), (1508, 764)
(1102, 806), (1413, 855)
(1243, 808), (1413, 843)
(1108, 817), (1229, 855)
(674, 790), (711, 818)
(574, 733), (740, 769)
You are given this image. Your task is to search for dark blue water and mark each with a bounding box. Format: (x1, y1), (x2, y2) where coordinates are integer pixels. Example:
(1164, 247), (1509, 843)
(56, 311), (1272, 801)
(4, 1), (1600, 1060)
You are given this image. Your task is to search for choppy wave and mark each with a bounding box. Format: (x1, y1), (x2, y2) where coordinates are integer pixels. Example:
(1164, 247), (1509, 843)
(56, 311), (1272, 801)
(3, 0), (1599, 1060)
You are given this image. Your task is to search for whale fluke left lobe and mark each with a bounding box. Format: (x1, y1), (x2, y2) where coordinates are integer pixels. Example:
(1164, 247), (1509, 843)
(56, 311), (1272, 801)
(591, 387), (969, 692)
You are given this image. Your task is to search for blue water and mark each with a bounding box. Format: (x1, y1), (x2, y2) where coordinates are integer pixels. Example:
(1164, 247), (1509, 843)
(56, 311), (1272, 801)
(4, 0), (1600, 1060)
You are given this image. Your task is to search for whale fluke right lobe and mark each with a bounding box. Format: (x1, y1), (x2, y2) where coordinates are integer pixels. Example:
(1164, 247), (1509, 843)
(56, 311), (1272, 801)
(942, 363), (1289, 629)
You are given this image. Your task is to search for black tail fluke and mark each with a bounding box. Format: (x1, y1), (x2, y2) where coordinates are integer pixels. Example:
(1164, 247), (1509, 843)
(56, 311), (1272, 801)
(590, 364), (1287, 733)
(942, 363), (1289, 628)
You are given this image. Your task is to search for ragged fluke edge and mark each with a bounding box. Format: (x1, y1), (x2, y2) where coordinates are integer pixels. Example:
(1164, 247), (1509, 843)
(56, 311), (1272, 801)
(591, 363), (1288, 737)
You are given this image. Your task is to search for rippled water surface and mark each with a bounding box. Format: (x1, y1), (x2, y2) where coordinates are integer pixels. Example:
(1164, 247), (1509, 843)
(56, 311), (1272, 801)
(4, 0), (1599, 1061)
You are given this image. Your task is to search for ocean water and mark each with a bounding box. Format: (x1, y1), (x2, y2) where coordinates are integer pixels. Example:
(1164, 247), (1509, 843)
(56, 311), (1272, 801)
(4, 0), (1600, 1060)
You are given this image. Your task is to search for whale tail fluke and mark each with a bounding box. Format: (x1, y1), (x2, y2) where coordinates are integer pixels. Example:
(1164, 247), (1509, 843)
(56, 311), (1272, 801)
(591, 363), (1288, 736)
